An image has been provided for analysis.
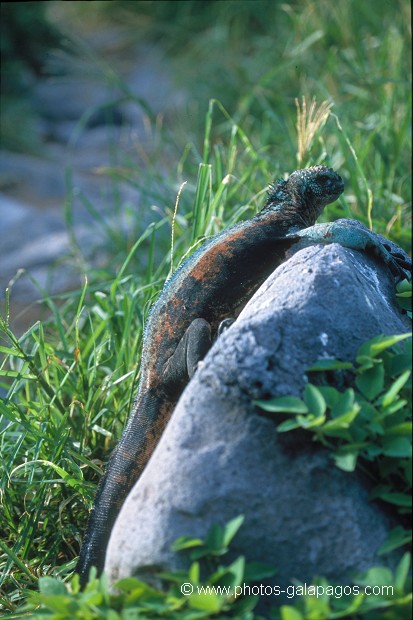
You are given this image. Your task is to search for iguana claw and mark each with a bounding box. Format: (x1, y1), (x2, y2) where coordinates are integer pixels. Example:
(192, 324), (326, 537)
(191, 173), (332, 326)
(381, 244), (412, 283)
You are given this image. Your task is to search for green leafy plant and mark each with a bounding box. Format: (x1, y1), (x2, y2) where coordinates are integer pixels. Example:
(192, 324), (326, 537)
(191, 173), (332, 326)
(15, 516), (267, 619)
(255, 332), (412, 556)
(275, 553), (412, 620)
(396, 279), (412, 319)
(8, 516), (412, 619)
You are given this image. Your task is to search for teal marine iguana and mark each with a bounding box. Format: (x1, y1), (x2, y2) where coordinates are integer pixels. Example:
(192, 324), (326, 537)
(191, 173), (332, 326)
(77, 165), (411, 583)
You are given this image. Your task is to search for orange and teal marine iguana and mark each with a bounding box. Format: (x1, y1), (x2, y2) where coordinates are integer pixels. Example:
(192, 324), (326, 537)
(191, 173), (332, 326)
(77, 165), (411, 584)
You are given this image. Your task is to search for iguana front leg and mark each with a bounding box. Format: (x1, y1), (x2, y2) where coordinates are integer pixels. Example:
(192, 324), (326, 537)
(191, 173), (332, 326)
(290, 219), (412, 282)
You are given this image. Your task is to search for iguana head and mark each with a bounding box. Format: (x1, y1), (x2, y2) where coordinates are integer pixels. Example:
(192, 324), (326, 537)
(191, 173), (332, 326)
(265, 165), (344, 229)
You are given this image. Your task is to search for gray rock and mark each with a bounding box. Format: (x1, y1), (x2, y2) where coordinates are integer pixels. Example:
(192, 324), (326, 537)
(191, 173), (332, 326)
(31, 75), (117, 123)
(31, 43), (182, 126)
(0, 151), (66, 205)
(104, 243), (410, 597)
(0, 193), (89, 297)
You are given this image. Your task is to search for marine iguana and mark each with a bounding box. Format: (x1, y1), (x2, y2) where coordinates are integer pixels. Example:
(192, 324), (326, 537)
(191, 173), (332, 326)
(77, 165), (410, 584)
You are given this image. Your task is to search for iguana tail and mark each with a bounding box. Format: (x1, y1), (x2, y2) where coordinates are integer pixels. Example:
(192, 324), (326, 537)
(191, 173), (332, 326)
(76, 387), (172, 585)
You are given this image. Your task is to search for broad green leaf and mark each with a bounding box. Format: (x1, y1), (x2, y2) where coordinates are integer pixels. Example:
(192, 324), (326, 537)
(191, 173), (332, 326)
(317, 386), (341, 408)
(355, 566), (393, 588)
(381, 400), (408, 416)
(376, 492), (412, 507)
(222, 515), (244, 548)
(396, 297), (412, 311)
(380, 369), (411, 408)
(280, 606), (304, 620)
(366, 419), (384, 435)
(171, 536), (204, 551)
(80, 590), (105, 606)
(394, 553), (411, 594)
(378, 527), (412, 555)
(205, 524), (225, 554)
(381, 437), (412, 458)
(244, 561), (277, 581)
(254, 397), (308, 414)
(356, 358), (375, 372)
(355, 363), (384, 400)
(334, 452), (357, 472)
(191, 547), (219, 560)
(37, 594), (74, 612)
(364, 444), (383, 459)
(298, 413), (326, 428)
(303, 384), (326, 417)
(356, 333), (411, 361)
(321, 406), (360, 431)
(155, 570), (189, 584)
(331, 388), (356, 418)
(396, 279), (412, 294)
(231, 594), (260, 614)
(189, 561), (200, 584)
(396, 279), (412, 313)
(357, 399), (379, 422)
(337, 441), (369, 453)
(277, 419), (302, 432)
(331, 593), (365, 614)
(225, 555), (245, 588)
(38, 577), (68, 596)
(307, 359), (353, 371)
(385, 422), (412, 436)
(189, 592), (224, 612)
(116, 579), (164, 604)
(391, 349), (412, 375)
(318, 428), (350, 440)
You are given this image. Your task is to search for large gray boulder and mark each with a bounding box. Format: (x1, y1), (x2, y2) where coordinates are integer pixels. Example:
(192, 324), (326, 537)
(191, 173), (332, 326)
(105, 242), (410, 594)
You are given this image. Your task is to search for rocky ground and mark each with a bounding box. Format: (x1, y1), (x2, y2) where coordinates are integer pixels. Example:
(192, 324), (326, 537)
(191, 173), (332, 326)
(1, 27), (184, 334)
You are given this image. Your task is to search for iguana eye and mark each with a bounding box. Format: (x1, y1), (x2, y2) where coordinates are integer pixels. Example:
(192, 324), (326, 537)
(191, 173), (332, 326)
(317, 174), (332, 185)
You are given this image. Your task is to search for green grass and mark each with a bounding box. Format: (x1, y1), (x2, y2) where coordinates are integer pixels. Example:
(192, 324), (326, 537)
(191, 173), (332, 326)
(0, 0), (411, 615)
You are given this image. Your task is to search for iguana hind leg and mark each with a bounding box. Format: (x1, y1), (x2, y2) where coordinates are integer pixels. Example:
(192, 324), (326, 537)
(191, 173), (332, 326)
(163, 318), (212, 383)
